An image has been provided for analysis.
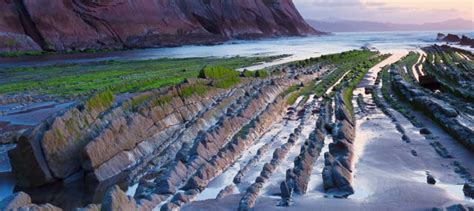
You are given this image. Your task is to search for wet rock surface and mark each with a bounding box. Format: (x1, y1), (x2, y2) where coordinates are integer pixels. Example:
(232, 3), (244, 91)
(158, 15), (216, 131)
(464, 183), (474, 199)
(322, 93), (355, 198)
(5, 50), (473, 211)
(390, 71), (474, 151)
(0, 191), (61, 211)
(285, 101), (328, 197)
(434, 204), (474, 211)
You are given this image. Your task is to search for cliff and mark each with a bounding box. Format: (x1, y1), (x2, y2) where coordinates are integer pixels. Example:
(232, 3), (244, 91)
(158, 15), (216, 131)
(0, 0), (321, 52)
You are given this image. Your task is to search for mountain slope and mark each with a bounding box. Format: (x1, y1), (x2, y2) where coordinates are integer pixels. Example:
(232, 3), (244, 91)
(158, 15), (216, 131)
(0, 0), (321, 52)
(307, 19), (474, 32)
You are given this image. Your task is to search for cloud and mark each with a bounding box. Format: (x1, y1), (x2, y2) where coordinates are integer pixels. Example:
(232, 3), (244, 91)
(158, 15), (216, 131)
(293, 0), (472, 24)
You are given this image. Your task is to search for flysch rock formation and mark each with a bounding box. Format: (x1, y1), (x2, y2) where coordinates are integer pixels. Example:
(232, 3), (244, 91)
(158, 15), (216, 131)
(322, 92), (355, 198)
(390, 71), (474, 151)
(0, 191), (61, 211)
(0, 0), (322, 52)
(277, 100), (329, 206)
(7, 61), (324, 210)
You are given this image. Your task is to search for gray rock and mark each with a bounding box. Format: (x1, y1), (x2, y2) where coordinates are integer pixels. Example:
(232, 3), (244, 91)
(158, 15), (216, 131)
(427, 175), (436, 185)
(420, 128), (432, 135)
(216, 185), (235, 199)
(279, 181), (292, 207)
(402, 135), (411, 143)
(446, 204), (469, 211)
(0, 192), (31, 210)
(9, 132), (55, 187)
(463, 183), (474, 199)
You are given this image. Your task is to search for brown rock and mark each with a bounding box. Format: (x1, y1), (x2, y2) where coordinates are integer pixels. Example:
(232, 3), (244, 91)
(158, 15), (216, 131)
(101, 185), (140, 211)
(216, 185), (235, 199)
(9, 129), (55, 187)
(75, 204), (101, 211)
(0, 0), (322, 52)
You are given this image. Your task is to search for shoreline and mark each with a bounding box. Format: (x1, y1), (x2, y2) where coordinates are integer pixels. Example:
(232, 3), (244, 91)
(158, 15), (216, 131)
(1, 31), (473, 69)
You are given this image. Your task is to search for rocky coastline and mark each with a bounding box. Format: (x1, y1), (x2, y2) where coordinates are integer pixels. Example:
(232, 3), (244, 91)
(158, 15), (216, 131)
(437, 33), (474, 48)
(0, 0), (321, 53)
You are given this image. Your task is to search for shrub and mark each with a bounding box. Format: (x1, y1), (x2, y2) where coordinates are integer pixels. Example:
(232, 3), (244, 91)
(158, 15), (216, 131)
(242, 69), (256, 77)
(180, 84), (209, 98)
(198, 66), (241, 89)
(198, 66), (240, 80)
(214, 77), (241, 89)
(255, 70), (269, 78)
(150, 95), (173, 107)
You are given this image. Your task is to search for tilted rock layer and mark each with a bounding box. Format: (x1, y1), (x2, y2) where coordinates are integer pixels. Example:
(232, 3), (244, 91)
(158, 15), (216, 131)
(0, 0), (321, 52)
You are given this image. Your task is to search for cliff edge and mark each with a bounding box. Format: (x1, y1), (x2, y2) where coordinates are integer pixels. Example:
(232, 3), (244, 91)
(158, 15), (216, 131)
(0, 0), (322, 52)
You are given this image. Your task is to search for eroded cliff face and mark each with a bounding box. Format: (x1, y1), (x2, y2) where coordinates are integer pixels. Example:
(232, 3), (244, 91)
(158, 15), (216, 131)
(0, 0), (321, 52)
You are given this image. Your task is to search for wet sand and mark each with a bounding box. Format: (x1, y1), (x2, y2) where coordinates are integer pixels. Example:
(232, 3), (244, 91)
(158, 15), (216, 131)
(183, 53), (474, 211)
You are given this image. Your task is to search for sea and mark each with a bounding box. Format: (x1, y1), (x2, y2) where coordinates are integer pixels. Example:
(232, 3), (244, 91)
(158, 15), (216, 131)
(0, 30), (473, 69)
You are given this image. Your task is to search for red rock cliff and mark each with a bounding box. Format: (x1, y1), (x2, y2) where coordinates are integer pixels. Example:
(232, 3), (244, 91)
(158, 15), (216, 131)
(0, 0), (321, 52)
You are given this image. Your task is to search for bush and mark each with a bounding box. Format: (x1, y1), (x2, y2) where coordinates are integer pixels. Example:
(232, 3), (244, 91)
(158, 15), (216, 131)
(214, 77), (241, 89)
(255, 70), (269, 78)
(180, 84), (208, 98)
(198, 66), (241, 89)
(198, 66), (240, 80)
(242, 69), (255, 77)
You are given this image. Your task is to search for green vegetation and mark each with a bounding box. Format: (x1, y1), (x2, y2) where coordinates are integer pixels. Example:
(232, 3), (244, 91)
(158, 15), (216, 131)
(379, 68), (423, 127)
(393, 52), (419, 84)
(0, 50), (45, 58)
(255, 70), (269, 78)
(421, 46), (474, 102)
(311, 50), (379, 99)
(242, 69), (269, 78)
(281, 50), (387, 106)
(179, 84), (208, 98)
(198, 66), (241, 89)
(339, 54), (390, 115)
(0, 48), (117, 58)
(281, 84), (300, 97)
(129, 64), (270, 110)
(198, 66), (240, 79)
(6, 39), (17, 47)
(85, 90), (114, 113)
(0, 56), (279, 97)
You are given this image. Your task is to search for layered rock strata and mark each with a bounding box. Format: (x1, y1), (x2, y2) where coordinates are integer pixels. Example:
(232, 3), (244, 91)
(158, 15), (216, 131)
(0, 191), (61, 211)
(283, 100), (329, 199)
(322, 93), (355, 198)
(238, 95), (318, 210)
(9, 82), (233, 187)
(390, 71), (474, 151)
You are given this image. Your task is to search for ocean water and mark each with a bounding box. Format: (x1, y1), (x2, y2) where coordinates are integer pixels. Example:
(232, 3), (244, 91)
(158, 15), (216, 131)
(0, 30), (472, 68)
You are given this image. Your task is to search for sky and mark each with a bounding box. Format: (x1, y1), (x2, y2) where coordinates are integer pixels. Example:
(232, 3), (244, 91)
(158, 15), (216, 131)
(293, 0), (474, 24)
